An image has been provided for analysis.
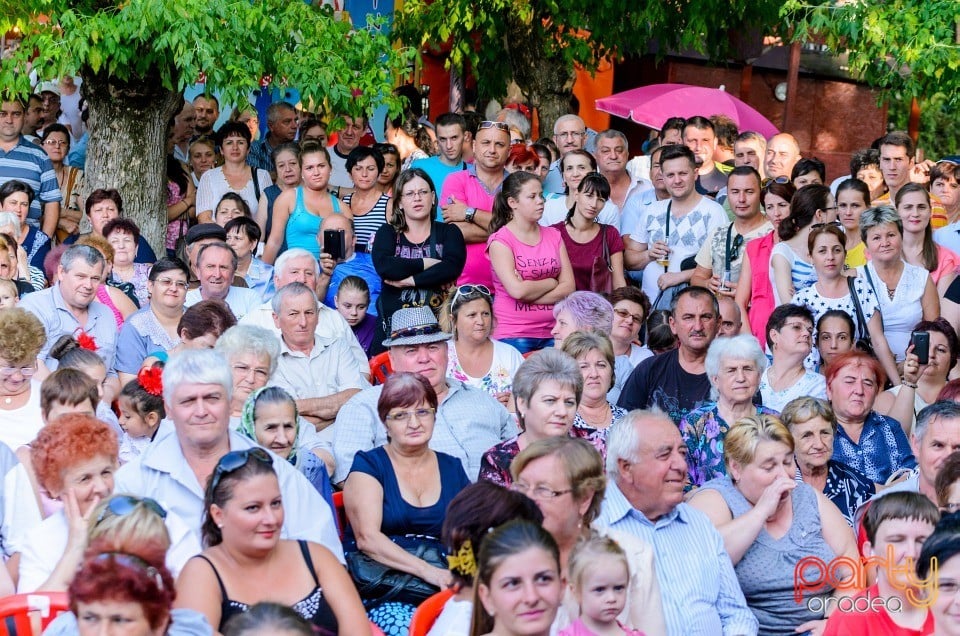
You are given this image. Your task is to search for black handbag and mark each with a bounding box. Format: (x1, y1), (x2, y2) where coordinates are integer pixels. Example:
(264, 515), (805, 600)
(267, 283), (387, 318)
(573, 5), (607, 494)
(345, 537), (447, 608)
(847, 275), (876, 357)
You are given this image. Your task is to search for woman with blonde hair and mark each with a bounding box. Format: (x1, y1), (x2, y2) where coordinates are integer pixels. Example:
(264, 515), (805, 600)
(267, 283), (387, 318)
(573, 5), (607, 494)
(688, 413), (857, 635)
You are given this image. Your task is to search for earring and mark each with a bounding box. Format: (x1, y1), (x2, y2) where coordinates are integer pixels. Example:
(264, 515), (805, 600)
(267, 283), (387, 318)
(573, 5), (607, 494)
(217, 523), (223, 529)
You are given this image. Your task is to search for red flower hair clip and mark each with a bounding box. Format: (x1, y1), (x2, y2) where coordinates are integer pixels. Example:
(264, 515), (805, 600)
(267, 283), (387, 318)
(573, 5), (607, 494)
(75, 330), (98, 352)
(137, 366), (164, 397)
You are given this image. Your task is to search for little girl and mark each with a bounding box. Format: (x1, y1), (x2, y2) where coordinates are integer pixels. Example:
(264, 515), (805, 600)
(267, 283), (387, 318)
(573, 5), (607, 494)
(0, 278), (18, 308)
(335, 275), (376, 356)
(50, 333), (120, 433)
(559, 535), (645, 636)
(117, 365), (165, 463)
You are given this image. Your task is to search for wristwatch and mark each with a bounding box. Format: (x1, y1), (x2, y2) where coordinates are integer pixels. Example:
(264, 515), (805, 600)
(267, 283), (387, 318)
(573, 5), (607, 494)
(464, 207), (477, 223)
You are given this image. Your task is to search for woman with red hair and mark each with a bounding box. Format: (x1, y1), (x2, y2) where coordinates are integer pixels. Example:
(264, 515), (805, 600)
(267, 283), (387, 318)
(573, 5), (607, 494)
(825, 351), (916, 484)
(505, 143), (540, 175)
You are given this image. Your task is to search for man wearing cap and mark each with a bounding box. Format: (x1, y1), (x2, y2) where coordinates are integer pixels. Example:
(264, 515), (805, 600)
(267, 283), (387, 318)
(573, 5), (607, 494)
(185, 241), (261, 320)
(330, 306), (516, 485)
(270, 282), (363, 432)
(183, 223), (247, 290)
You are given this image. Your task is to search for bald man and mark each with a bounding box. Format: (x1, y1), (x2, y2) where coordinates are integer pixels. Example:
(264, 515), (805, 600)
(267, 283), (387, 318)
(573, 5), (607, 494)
(764, 133), (801, 180)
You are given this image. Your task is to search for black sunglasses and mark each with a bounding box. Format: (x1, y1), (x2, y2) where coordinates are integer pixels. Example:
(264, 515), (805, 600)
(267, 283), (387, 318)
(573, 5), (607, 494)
(96, 495), (167, 526)
(210, 448), (273, 493)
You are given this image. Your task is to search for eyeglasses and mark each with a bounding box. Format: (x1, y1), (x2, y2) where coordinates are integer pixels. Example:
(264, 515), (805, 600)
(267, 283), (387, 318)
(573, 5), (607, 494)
(96, 495), (166, 526)
(384, 407), (436, 423)
(401, 189), (432, 200)
(511, 481), (573, 500)
(94, 552), (166, 590)
(231, 363), (271, 382)
(762, 175), (791, 191)
(613, 307), (643, 325)
(210, 448), (273, 493)
(556, 131), (586, 140)
(0, 362), (37, 379)
(452, 284), (492, 306)
(479, 121), (510, 133)
(42, 139), (67, 147)
(154, 277), (189, 290)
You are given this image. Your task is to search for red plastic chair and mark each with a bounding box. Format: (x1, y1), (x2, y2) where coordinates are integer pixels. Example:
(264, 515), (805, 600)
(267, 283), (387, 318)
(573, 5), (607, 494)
(369, 621), (386, 635)
(0, 592), (70, 636)
(408, 588), (455, 636)
(369, 351), (393, 385)
(332, 491), (348, 540)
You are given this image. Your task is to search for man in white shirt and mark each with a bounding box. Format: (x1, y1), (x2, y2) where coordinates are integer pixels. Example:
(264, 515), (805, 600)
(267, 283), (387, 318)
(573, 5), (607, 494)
(184, 242), (261, 320)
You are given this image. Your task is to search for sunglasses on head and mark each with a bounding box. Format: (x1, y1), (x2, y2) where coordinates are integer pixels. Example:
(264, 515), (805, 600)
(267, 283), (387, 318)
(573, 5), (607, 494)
(210, 448), (273, 493)
(452, 284), (492, 306)
(95, 495), (166, 526)
(479, 121), (510, 133)
(762, 175), (791, 190)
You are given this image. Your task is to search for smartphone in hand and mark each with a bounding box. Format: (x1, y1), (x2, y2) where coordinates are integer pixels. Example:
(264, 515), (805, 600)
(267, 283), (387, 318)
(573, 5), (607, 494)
(911, 331), (930, 365)
(323, 229), (346, 261)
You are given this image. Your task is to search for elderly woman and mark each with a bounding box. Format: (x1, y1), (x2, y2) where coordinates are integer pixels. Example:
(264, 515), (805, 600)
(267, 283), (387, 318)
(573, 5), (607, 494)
(67, 188), (157, 264)
(15, 416), (196, 592)
(826, 350), (916, 484)
(0, 308), (47, 451)
(688, 414), (858, 635)
(875, 318), (960, 433)
(511, 436), (666, 634)
(550, 291), (623, 399)
(238, 386), (335, 511)
(115, 258), (190, 385)
(780, 397), (876, 527)
(196, 121), (273, 225)
(680, 334), (773, 488)
(608, 286), (654, 370)
(760, 303), (827, 412)
(104, 218), (153, 308)
(0, 179), (50, 274)
(857, 205), (940, 362)
(341, 146), (391, 252)
(478, 349), (582, 487)
(176, 445), (369, 635)
(561, 331), (626, 457)
(342, 372), (469, 632)
(440, 283), (524, 411)
(428, 481), (544, 636)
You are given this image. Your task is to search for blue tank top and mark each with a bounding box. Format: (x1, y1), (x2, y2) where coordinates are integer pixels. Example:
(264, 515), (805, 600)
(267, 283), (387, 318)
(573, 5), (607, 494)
(285, 187), (342, 258)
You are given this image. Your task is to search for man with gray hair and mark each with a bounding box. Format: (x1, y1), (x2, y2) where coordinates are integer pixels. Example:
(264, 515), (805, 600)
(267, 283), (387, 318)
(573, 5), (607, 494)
(596, 409), (756, 635)
(240, 248), (369, 380)
(543, 114), (587, 195)
(248, 101), (298, 172)
(595, 129), (652, 221)
(271, 282), (363, 431)
(20, 244), (117, 381)
(115, 349), (344, 561)
(185, 241), (261, 319)
(877, 400), (960, 504)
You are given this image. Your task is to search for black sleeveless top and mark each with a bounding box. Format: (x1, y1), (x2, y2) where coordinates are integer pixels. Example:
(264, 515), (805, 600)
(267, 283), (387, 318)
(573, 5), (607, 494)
(194, 540), (338, 634)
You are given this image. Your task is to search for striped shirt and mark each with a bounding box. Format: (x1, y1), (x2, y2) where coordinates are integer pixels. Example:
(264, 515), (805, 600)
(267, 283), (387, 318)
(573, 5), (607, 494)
(595, 481), (758, 636)
(0, 137), (61, 225)
(343, 192), (390, 252)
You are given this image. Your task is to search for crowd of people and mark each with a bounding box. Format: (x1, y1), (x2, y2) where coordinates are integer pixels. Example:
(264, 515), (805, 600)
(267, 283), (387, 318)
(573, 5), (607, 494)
(3, 79), (960, 636)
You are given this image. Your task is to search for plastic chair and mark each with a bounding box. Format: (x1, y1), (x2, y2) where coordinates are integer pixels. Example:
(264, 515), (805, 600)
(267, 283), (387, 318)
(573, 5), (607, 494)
(369, 351), (393, 385)
(369, 621), (387, 635)
(0, 592), (70, 636)
(408, 588), (455, 636)
(332, 491), (348, 540)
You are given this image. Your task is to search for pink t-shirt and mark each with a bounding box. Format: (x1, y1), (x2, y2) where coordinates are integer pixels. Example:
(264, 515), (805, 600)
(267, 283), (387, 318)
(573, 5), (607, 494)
(558, 618), (646, 636)
(487, 225), (563, 339)
(441, 167), (504, 288)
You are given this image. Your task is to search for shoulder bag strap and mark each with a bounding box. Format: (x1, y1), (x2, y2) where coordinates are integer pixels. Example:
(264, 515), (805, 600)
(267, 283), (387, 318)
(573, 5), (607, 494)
(846, 275), (870, 340)
(602, 225), (612, 271)
(861, 265), (885, 330)
(250, 165), (261, 202)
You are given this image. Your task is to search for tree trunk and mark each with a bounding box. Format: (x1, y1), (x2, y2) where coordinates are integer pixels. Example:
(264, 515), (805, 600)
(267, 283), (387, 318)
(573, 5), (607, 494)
(503, 16), (575, 140)
(80, 67), (183, 254)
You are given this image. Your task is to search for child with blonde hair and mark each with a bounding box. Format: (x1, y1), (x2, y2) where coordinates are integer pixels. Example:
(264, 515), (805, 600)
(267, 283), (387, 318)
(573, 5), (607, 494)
(558, 534), (645, 636)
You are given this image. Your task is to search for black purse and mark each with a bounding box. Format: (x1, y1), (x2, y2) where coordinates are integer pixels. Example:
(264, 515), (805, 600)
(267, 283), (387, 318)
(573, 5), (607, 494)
(345, 537), (447, 608)
(847, 275), (876, 358)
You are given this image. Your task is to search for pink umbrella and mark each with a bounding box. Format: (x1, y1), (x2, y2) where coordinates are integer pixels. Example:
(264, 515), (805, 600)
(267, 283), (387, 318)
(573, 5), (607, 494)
(595, 83), (780, 138)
